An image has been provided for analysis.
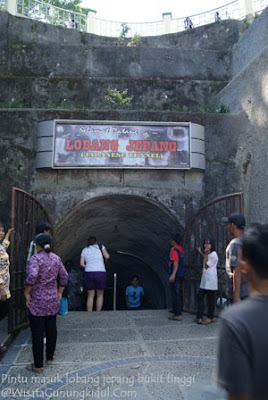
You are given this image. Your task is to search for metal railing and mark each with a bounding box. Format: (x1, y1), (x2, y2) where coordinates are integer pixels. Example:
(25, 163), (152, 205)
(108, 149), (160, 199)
(93, 1), (246, 37)
(1, 0), (267, 37)
(16, 0), (87, 30)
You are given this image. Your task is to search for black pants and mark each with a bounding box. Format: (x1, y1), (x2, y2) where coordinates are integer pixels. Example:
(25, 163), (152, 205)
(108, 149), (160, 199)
(29, 313), (57, 368)
(197, 289), (216, 319)
(0, 300), (10, 321)
(170, 277), (184, 316)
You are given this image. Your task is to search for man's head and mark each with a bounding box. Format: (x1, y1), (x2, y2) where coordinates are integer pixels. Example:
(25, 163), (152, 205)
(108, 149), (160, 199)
(241, 224), (268, 281)
(222, 212), (246, 238)
(36, 222), (52, 235)
(171, 233), (182, 247)
(131, 275), (140, 287)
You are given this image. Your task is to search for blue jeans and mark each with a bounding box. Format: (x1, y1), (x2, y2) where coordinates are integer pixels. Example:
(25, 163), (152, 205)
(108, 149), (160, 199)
(170, 277), (184, 316)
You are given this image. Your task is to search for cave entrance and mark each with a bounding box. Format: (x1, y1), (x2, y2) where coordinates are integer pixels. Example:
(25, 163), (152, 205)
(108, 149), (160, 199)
(55, 194), (183, 311)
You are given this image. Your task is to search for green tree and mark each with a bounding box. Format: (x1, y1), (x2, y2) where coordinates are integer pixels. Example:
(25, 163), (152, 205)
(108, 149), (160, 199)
(120, 23), (130, 38)
(46, 0), (85, 14)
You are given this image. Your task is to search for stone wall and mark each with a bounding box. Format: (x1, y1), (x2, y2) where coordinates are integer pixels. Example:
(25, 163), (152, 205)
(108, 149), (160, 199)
(0, 109), (248, 226)
(232, 7), (268, 78)
(0, 11), (246, 110)
(216, 7), (268, 223)
(1, 9), (261, 309)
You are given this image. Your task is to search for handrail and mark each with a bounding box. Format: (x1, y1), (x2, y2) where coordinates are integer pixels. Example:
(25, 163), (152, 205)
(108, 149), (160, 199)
(113, 273), (117, 311)
(1, 0), (267, 37)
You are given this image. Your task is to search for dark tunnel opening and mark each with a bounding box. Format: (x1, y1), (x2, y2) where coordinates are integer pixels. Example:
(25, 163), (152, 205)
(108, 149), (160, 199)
(55, 194), (183, 311)
(104, 251), (167, 310)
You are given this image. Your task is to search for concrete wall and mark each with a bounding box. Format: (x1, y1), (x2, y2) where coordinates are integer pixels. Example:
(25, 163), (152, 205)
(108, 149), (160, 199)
(0, 107), (249, 308)
(216, 7), (268, 223)
(0, 11), (246, 110)
(0, 109), (248, 226)
(0, 10), (260, 309)
(0, 11), (246, 49)
(232, 7), (268, 77)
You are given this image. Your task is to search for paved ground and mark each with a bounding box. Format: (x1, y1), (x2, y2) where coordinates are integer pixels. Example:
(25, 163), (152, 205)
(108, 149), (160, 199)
(0, 310), (226, 399)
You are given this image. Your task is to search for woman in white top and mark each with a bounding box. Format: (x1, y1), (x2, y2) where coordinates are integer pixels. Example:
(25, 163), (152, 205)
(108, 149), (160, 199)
(80, 236), (110, 312)
(194, 238), (218, 324)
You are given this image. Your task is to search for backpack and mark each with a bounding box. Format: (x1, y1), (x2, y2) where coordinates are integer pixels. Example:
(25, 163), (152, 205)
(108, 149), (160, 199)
(170, 247), (185, 278)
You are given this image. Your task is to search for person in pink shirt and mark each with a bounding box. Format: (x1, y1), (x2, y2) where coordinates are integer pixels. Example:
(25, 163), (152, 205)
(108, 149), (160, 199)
(25, 233), (68, 373)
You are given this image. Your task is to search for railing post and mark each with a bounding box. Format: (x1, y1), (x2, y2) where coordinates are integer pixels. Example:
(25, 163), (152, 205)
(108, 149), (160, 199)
(162, 12), (172, 34)
(113, 273), (117, 311)
(6, 0), (17, 15)
(86, 8), (97, 34)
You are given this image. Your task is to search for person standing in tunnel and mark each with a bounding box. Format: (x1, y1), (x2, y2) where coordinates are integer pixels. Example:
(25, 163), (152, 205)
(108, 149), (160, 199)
(80, 236), (110, 312)
(26, 222), (52, 274)
(125, 275), (144, 310)
(168, 234), (185, 321)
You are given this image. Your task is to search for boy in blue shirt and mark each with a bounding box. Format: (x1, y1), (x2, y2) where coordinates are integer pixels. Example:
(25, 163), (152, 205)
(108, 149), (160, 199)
(125, 275), (144, 310)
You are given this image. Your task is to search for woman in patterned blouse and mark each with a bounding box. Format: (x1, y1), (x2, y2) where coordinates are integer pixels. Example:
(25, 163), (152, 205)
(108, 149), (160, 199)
(0, 222), (13, 353)
(25, 233), (68, 373)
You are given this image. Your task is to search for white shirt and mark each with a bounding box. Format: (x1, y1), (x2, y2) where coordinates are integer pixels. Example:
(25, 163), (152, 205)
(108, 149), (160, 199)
(81, 244), (106, 272)
(200, 251), (218, 290)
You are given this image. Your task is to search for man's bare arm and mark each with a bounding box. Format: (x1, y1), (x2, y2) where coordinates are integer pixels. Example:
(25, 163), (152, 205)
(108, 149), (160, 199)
(233, 247), (242, 303)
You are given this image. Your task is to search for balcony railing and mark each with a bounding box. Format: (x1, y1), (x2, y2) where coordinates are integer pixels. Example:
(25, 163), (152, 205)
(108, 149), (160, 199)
(1, 0), (267, 37)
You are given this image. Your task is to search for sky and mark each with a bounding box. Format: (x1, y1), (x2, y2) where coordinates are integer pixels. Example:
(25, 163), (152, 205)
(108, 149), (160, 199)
(81, 0), (229, 22)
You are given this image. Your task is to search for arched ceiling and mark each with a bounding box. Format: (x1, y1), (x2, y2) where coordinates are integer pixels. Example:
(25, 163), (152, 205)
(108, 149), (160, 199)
(55, 194), (183, 268)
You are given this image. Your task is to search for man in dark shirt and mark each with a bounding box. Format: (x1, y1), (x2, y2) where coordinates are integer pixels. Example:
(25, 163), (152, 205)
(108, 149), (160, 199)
(222, 212), (249, 303)
(217, 223), (268, 400)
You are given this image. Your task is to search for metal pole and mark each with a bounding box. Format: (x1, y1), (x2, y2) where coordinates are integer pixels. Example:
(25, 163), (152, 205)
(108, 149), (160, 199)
(113, 273), (117, 311)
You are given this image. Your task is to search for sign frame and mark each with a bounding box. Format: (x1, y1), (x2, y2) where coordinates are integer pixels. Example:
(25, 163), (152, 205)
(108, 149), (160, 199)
(52, 120), (193, 170)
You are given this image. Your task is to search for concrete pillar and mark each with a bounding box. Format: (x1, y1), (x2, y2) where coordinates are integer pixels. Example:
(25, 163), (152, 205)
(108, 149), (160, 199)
(6, 0), (17, 15)
(162, 12), (172, 34)
(86, 9), (97, 34)
(242, 0), (254, 17)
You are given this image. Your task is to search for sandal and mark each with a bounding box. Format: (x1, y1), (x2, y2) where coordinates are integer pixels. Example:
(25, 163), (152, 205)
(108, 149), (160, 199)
(194, 318), (203, 324)
(202, 318), (214, 325)
(46, 359), (53, 365)
(168, 315), (182, 321)
(26, 363), (43, 373)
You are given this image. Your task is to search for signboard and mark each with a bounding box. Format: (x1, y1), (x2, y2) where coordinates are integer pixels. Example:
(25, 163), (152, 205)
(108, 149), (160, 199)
(53, 120), (191, 169)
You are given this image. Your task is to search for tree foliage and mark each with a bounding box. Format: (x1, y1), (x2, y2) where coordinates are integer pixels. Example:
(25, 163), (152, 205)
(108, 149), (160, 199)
(44, 0), (85, 14)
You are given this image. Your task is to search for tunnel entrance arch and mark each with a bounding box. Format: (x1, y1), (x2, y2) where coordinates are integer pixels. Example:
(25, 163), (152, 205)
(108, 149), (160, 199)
(9, 188), (245, 328)
(55, 194), (183, 310)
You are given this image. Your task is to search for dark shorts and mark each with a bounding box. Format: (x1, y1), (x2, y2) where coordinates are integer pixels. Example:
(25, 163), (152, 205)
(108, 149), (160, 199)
(84, 272), (107, 291)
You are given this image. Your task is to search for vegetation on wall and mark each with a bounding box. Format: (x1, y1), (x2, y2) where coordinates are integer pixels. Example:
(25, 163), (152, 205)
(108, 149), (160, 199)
(128, 34), (142, 47)
(105, 88), (133, 108)
(120, 23), (130, 38)
(0, 99), (229, 113)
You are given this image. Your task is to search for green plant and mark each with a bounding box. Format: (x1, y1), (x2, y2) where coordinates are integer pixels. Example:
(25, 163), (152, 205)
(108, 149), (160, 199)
(243, 152), (251, 174)
(0, 100), (25, 108)
(215, 104), (229, 113)
(105, 88), (133, 108)
(43, 101), (57, 109)
(128, 33), (141, 47)
(120, 23), (130, 39)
